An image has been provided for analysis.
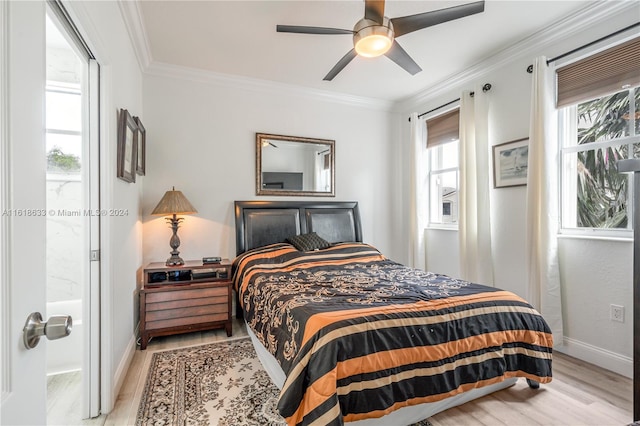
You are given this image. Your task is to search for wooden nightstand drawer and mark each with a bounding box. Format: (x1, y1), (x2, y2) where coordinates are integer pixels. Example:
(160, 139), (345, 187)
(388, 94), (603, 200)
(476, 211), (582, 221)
(146, 312), (229, 331)
(139, 260), (233, 349)
(145, 286), (227, 305)
(147, 295), (227, 312)
(146, 301), (228, 322)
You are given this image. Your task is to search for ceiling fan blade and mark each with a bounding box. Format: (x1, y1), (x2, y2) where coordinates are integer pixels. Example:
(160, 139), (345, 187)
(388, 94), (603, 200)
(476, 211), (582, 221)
(390, 1), (485, 37)
(364, 0), (385, 25)
(277, 25), (353, 35)
(385, 40), (422, 75)
(323, 49), (357, 81)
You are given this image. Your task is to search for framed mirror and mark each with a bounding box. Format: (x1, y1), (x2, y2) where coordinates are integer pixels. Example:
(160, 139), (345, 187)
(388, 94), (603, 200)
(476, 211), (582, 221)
(256, 133), (335, 197)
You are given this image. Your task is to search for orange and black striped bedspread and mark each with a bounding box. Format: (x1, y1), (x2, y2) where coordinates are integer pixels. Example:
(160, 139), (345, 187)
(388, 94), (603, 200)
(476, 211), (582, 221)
(233, 242), (553, 426)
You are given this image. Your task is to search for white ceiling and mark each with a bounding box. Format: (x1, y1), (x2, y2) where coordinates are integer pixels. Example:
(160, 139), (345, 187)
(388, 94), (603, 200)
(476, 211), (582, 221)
(136, 0), (595, 103)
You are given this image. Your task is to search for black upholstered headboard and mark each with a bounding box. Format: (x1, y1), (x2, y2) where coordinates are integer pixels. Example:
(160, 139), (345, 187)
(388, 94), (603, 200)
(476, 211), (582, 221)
(234, 201), (362, 255)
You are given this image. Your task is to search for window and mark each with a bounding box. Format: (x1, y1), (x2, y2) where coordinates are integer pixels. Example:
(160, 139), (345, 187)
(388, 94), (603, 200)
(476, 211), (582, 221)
(428, 139), (459, 226)
(426, 108), (460, 227)
(560, 86), (639, 231)
(558, 36), (639, 234)
(46, 83), (82, 174)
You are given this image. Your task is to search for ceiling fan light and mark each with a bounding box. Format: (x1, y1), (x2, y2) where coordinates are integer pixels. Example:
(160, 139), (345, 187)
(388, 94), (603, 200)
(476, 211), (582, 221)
(355, 34), (392, 57)
(353, 19), (394, 58)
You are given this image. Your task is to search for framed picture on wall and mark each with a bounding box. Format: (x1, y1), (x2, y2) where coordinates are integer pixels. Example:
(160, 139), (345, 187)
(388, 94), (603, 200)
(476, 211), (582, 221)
(117, 108), (138, 183)
(134, 116), (146, 176)
(493, 138), (529, 188)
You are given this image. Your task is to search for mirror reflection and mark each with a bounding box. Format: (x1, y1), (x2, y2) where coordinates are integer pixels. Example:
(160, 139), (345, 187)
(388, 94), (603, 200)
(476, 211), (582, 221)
(256, 133), (335, 196)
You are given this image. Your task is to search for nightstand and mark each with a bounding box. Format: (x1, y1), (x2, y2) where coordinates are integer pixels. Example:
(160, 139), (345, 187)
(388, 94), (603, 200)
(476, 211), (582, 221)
(139, 259), (232, 350)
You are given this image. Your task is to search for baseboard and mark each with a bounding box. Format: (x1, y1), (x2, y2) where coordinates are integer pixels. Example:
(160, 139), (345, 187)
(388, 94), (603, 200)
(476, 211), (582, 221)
(111, 329), (138, 408)
(558, 336), (632, 378)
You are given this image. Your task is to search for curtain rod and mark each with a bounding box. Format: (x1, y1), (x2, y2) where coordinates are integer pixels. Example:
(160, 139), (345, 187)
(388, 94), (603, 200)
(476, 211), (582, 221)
(408, 83), (492, 122)
(526, 22), (639, 73)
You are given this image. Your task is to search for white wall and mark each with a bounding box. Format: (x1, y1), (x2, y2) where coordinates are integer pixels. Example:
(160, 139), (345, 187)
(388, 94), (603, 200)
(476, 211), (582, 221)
(397, 6), (636, 377)
(558, 237), (632, 374)
(425, 229), (460, 278)
(141, 70), (399, 265)
(65, 0), (144, 412)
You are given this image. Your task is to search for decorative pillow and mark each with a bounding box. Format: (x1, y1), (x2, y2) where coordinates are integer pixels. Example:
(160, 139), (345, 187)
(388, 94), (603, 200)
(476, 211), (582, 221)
(286, 232), (331, 251)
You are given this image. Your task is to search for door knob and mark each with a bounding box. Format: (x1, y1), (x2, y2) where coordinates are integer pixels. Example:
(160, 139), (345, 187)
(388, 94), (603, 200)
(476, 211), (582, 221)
(22, 312), (72, 350)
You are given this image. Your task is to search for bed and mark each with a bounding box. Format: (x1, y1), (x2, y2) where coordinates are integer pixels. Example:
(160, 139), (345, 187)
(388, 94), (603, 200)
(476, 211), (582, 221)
(232, 201), (553, 426)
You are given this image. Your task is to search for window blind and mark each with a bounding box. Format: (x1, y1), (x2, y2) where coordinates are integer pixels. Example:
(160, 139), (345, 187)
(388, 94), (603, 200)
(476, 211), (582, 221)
(426, 108), (459, 148)
(556, 36), (640, 107)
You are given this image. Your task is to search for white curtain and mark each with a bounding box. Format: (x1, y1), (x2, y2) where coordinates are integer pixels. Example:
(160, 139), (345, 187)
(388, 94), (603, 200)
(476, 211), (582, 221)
(458, 88), (494, 285)
(409, 112), (428, 270)
(526, 56), (564, 346)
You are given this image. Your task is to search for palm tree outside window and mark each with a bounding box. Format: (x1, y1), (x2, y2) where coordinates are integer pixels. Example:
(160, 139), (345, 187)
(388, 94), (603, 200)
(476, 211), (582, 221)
(560, 86), (639, 232)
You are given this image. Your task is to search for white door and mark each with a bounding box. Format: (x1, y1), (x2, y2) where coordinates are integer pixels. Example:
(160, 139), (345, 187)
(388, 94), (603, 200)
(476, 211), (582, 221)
(1, 1), (49, 424)
(45, 2), (101, 421)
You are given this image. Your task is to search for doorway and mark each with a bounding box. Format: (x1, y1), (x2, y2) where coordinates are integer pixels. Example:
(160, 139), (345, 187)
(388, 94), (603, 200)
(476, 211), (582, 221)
(45, 4), (100, 423)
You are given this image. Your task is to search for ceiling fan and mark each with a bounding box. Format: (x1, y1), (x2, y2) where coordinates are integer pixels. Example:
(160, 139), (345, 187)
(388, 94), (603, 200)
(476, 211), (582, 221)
(277, 0), (485, 81)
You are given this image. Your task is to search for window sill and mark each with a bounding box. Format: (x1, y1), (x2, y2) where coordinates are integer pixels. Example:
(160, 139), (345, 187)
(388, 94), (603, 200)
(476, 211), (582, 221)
(426, 225), (458, 232)
(557, 232), (633, 243)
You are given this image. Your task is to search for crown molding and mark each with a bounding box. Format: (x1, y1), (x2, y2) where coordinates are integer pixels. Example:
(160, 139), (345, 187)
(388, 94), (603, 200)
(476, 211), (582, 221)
(118, 0), (152, 71)
(395, 0), (638, 113)
(145, 61), (395, 112)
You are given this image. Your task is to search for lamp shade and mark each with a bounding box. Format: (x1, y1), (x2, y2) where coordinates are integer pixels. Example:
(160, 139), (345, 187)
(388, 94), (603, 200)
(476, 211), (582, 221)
(151, 187), (197, 216)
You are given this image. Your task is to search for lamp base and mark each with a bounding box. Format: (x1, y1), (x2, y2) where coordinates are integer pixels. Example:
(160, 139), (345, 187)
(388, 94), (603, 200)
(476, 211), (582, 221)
(165, 214), (184, 266)
(166, 255), (184, 266)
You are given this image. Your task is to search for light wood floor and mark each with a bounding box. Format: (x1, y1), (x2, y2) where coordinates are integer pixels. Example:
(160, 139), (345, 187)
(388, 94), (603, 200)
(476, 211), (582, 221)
(103, 318), (632, 425)
(429, 353), (631, 425)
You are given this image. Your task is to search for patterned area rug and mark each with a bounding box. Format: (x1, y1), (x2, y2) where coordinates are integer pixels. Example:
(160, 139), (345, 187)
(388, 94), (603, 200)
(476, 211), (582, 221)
(136, 337), (432, 426)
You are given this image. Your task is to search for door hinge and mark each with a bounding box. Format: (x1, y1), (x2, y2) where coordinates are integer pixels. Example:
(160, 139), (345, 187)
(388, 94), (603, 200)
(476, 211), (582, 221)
(90, 250), (100, 261)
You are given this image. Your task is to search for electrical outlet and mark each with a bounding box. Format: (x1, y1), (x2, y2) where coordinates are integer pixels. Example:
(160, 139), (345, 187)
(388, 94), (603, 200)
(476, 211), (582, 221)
(610, 304), (624, 323)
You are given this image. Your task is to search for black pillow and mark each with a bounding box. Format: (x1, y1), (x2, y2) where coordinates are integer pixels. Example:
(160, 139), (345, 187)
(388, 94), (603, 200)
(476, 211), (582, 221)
(286, 232), (331, 251)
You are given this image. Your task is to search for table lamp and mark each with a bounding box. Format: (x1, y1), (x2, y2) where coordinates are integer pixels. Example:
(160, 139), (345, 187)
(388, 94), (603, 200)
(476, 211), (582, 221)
(151, 187), (197, 266)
